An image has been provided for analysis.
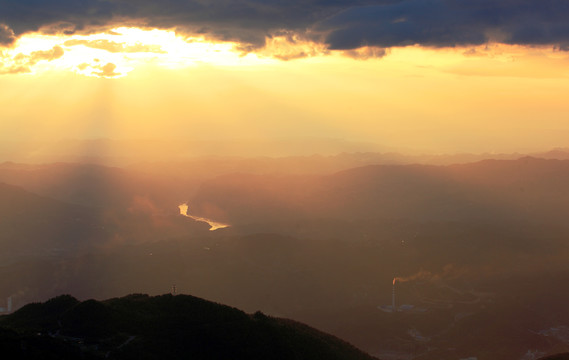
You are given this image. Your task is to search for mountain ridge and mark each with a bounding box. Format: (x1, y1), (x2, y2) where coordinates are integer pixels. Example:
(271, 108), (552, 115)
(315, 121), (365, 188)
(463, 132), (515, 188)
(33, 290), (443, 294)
(0, 293), (379, 360)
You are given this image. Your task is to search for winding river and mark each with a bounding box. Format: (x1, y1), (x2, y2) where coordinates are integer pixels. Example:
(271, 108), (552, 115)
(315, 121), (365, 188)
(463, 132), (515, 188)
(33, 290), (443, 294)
(178, 203), (230, 231)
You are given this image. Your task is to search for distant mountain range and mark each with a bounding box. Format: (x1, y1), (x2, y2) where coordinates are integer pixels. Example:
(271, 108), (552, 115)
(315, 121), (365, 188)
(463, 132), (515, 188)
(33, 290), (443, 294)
(0, 293), (378, 360)
(1, 138), (569, 166)
(3, 157), (569, 267)
(190, 157), (569, 226)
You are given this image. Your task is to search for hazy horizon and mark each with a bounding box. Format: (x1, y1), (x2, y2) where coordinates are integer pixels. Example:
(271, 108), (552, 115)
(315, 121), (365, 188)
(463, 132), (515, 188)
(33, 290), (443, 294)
(1, 137), (569, 165)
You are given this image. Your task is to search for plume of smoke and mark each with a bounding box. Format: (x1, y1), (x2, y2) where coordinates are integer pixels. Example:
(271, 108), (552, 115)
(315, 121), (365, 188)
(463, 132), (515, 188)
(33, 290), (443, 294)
(393, 265), (468, 287)
(393, 269), (433, 284)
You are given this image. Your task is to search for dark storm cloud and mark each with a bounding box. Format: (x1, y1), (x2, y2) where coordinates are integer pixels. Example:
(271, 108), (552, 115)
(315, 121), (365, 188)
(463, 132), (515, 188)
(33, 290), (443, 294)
(0, 0), (114, 38)
(0, 0), (371, 46)
(1, 0), (569, 51)
(0, 23), (16, 45)
(320, 0), (569, 49)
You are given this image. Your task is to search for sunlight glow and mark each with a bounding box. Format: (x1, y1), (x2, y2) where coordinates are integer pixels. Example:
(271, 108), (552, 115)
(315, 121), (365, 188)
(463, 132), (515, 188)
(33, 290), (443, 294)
(4, 25), (568, 81)
(1, 27), (278, 78)
(3, 25), (569, 153)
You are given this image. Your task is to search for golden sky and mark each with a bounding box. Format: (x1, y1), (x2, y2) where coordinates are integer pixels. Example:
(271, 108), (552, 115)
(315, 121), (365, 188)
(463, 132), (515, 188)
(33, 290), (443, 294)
(2, 1), (569, 154)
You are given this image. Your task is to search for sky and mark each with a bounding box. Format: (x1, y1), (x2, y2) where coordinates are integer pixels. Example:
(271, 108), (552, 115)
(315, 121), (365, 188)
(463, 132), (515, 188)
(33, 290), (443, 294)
(1, 0), (569, 154)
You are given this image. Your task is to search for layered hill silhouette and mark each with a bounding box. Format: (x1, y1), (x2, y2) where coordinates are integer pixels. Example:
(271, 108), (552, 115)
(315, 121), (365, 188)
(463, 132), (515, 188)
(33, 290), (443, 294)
(190, 157), (569, 225)
(0, 162), (181, 210)
(3, 157), (569, 228)
(0, 177), (211, 259)
(0, 182), (106, 257)
(0, 293), (378, 360)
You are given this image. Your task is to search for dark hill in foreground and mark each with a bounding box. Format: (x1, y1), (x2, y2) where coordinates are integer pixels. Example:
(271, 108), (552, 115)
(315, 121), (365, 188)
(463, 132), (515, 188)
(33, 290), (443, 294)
(539, 354), (569, 360)
(0, 293), (379, 360)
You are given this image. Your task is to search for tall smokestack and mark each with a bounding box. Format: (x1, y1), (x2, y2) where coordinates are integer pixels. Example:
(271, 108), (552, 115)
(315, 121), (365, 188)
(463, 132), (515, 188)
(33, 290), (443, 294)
(392, 278), (396, 312)
(7, 297), (12, 313)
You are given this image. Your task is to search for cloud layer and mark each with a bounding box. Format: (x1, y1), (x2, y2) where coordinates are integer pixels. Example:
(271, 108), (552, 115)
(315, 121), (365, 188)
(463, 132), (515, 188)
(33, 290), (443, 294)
(64, 39), (165, 53)
(321, 0), (569, 49)
(0, 23), (16, 45)
(1, 0), (569, 51)
(0, 45), (64, 74)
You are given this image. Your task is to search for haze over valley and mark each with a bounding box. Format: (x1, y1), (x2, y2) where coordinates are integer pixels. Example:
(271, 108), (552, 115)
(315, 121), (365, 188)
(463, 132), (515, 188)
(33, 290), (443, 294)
(2, 145), (569, 359)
